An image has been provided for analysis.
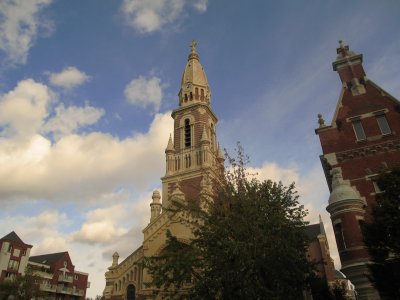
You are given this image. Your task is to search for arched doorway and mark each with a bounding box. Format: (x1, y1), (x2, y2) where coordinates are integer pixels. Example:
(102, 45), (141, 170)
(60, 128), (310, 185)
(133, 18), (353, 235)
(126, 284), (135, 300)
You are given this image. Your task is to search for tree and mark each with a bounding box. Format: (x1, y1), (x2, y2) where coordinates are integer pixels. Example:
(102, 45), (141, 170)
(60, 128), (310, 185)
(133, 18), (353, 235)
(0, 266), (45, 300)
(307, 274), (349, 300)
(362, 167), (400, 299)
(145, 145), (313, 299)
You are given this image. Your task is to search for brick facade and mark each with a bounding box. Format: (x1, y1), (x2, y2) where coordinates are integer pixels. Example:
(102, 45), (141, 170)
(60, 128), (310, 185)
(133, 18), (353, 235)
(316, 41), (400, 299)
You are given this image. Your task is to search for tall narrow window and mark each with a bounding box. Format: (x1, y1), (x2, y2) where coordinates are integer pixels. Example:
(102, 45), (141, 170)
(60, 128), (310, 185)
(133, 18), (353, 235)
(376, 115), (391, 135)
(184, 119), (191, 147)
(334, 223), (346, 250)
(210, 124), (215, 150)
(352, 120), (366, 141)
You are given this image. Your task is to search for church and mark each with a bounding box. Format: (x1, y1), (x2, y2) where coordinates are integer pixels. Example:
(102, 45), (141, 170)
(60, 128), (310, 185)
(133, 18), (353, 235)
(102, 42), (371, 300)
(103, 42), (225, 299)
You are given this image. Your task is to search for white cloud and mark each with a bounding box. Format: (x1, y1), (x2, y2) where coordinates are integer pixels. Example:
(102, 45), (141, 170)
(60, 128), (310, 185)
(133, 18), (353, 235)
(43, 104), (104, 137)
(71, 205), (129, 244)
(48, 67), (90, 89)
(192, 0), (207, 12)
(248, 162), (299, 186)
(72, 220), (128, 244)
(0, 0), (53, 65)
(124, 75), (163, 111)
(26, 210), (71, 229)
(121, 0), (207, 33)
(0, 79), (173, 203)
(0, 79), (52, 138)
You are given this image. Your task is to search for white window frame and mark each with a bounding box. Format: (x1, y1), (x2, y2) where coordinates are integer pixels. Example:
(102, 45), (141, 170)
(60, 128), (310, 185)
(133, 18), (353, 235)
(352, 119), (366, 141)
(376, 114), (391, 135)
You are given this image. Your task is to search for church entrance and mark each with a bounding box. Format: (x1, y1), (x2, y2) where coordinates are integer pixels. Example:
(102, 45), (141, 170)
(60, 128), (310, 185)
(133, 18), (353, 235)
(127, 284), (135, 300)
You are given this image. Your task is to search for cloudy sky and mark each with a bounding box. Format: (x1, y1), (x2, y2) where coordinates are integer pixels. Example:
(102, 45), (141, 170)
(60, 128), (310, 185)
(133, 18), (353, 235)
(0, 0), (399, 297)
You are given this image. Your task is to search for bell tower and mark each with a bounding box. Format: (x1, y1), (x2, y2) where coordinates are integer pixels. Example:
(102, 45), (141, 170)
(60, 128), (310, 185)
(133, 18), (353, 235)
(161, 41), (224, 207)
(141, 43), (224, 296)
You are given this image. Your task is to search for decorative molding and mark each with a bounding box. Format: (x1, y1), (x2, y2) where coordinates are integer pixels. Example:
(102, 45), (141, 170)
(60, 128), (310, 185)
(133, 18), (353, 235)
(336, 139), (400, 163)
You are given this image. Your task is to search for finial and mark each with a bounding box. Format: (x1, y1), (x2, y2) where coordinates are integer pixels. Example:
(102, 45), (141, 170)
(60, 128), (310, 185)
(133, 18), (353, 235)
(318, 215), (326, 236)
(318, 113), (325, 127)
(188, 40), (200, 61)
(166, 134), (174, 152)
(191, 40), (197, 54)
(111, 252), (119, 267)
(337, 40), (350, 57)
(152, 190), (161, 203)
(217, 143), (224, 159)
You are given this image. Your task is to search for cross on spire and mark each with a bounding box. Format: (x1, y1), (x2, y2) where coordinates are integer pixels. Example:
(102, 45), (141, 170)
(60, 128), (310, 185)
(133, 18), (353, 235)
(191, 40), (197, 54)
(337, 40), (350, 57)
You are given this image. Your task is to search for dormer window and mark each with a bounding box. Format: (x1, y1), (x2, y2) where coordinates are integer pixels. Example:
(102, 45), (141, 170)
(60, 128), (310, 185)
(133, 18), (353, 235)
(184, 119), (191, 147)
(376, 114), (391, 135)
(352, 119), (366, 141)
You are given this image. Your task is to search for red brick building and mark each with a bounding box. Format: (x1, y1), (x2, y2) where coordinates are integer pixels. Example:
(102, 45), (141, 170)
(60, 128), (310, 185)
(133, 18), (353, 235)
(305, 218), (357, 299)
(29, 251), (89, 299)
(315, 41), (400, 299)
(0, 231), (32, 282)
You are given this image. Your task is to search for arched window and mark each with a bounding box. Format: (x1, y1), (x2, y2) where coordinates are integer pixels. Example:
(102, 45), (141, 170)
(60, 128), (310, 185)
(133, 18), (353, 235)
(127, 284), (136, 300)
(195, 87), (199, 99)
(200, 89), (204, 100)
(184, 119), (191, 147)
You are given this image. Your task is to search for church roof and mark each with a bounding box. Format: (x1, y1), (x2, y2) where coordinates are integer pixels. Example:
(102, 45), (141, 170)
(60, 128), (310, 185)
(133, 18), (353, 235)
(304, 216), (326, 240)
(304, 223), (322, 240)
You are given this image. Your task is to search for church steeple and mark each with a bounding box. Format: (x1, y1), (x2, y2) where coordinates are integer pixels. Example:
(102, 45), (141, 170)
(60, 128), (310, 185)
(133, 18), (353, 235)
(161, 42), (222, 207)
(178, 41), (211, 107)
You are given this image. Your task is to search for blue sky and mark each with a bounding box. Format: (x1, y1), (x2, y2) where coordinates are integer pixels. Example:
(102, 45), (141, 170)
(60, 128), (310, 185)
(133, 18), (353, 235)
(0, 0), (399, 297)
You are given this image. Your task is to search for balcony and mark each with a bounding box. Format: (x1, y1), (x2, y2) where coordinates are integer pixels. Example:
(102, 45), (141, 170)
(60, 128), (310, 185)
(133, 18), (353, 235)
(72, 289), (85, 296)
(34, 270), (53, 280)
(40, 283), (57, 292)
(57, 286), (73, 294)
(58, 274), (73, 283)
(56, 286), (85, 296)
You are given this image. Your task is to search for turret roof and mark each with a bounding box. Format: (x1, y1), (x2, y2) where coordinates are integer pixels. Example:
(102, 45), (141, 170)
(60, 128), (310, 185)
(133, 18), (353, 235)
(180, 41), (209, 88)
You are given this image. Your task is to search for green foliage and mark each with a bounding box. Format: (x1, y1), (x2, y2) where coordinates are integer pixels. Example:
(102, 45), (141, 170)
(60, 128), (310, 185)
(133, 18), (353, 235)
(307, 274), (350, 300)
(0, 266), (45, 300)
(144, 230), (203, 299)
(362, 167), (400, 299)
(145, 144), (313, 299)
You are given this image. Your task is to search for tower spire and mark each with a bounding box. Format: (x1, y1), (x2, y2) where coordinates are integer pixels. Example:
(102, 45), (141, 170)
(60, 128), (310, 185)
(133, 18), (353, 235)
(178, 41), (211, 106)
